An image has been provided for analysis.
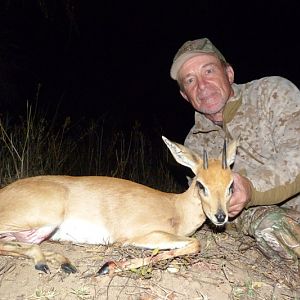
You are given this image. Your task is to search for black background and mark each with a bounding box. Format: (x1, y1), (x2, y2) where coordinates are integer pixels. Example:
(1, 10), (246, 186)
(1, 1), (300, 141)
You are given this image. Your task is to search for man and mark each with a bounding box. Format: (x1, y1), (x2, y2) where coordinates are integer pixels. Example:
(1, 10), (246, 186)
(170, 38), (300, 261)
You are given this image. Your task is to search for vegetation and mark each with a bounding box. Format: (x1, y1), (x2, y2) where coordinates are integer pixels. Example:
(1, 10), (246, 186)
(0, 102), (185, 193)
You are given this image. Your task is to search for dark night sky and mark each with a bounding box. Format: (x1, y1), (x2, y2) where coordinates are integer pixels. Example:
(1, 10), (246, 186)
(1, 1), (300, 141)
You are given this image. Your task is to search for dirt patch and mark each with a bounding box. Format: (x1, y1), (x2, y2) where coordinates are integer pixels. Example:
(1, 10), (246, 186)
(0, 225), (299, 300)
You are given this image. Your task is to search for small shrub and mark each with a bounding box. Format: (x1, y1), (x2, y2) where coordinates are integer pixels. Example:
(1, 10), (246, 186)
(0, 103), (185, 193)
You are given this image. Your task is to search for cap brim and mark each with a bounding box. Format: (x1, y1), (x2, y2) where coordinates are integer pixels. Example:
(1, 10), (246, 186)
(170, 51), (222, 80)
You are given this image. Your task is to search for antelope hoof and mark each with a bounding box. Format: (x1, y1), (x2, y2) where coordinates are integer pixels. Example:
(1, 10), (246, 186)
(35, 263), (51, 274)
(97, 261), (117, 276)
(61, 263), (77, 274)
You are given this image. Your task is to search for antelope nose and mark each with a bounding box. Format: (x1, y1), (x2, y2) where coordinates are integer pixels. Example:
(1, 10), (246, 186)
(215, 211), (226, 223)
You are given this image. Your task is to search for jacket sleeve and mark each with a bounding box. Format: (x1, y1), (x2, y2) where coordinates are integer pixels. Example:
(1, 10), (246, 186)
(247, 174), (300, 207)
(246, 77), (300, 206)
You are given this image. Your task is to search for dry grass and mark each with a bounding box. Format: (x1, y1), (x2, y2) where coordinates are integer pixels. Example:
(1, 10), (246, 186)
(0, 103), (183, 192)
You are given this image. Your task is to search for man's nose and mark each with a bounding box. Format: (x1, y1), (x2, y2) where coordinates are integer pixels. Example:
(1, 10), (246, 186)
(196, 77), (206, 90)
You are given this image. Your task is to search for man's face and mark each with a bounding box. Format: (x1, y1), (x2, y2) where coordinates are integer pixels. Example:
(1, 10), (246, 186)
(178, 54), (234, 121)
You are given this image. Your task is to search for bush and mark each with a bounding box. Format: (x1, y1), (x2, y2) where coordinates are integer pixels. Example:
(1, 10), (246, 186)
(0, 103), (185, 193)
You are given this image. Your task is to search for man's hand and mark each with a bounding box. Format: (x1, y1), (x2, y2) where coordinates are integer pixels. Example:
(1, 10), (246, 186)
(235, 205), (300, 261)
(228, 173), (252, 217)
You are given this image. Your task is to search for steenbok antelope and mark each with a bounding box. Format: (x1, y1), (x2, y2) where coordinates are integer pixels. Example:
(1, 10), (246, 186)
(0, 136), (238, 275)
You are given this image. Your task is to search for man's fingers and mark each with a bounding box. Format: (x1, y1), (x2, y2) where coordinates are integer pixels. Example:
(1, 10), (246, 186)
(228, 204), (244, 217)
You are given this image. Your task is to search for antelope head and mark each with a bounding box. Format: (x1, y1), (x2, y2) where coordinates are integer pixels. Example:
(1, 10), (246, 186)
(162, 136), (238, 226)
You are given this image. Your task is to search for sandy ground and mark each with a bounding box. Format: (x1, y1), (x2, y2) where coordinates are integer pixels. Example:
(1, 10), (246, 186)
(0, 225), (299, 300)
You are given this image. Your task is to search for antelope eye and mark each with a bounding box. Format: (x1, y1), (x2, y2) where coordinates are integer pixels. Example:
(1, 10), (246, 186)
(196, 181), (207, 196)
(228, 182), (234, 195)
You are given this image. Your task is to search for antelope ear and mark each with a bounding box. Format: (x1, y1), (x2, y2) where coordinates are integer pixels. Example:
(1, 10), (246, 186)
(219, 139), (239, 167)
(162, 136), (201, 174)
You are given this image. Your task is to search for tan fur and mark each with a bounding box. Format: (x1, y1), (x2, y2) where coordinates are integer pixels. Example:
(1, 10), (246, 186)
(0, 137), (238, 274)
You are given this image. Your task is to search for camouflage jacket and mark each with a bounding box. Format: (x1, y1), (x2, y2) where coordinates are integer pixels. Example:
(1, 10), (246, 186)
(184, 76), (300, 207)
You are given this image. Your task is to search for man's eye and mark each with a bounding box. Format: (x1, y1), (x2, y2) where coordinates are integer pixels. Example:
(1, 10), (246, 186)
(184, 77), (194, 85)
(184, 77), (195, 86)
(205, 68), (213, 75)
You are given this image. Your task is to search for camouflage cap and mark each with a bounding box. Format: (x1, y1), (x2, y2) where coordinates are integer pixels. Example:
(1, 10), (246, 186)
(170, 38), (226, 80)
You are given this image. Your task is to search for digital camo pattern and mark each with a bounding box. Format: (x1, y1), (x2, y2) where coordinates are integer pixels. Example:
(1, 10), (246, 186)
(184, 76), (300, 207)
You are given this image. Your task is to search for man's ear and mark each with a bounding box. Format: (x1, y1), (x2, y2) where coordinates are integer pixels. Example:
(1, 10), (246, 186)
(226, 65), (234, 84)
(180, 90), (190, 102)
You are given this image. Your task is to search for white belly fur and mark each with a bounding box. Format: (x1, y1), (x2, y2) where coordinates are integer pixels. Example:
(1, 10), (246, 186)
(51, 218), (112, 245)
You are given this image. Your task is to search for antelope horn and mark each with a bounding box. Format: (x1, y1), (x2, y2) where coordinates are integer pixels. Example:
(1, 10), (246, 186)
(222, 139), (227, 169)
(203, 149), (208, 169)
